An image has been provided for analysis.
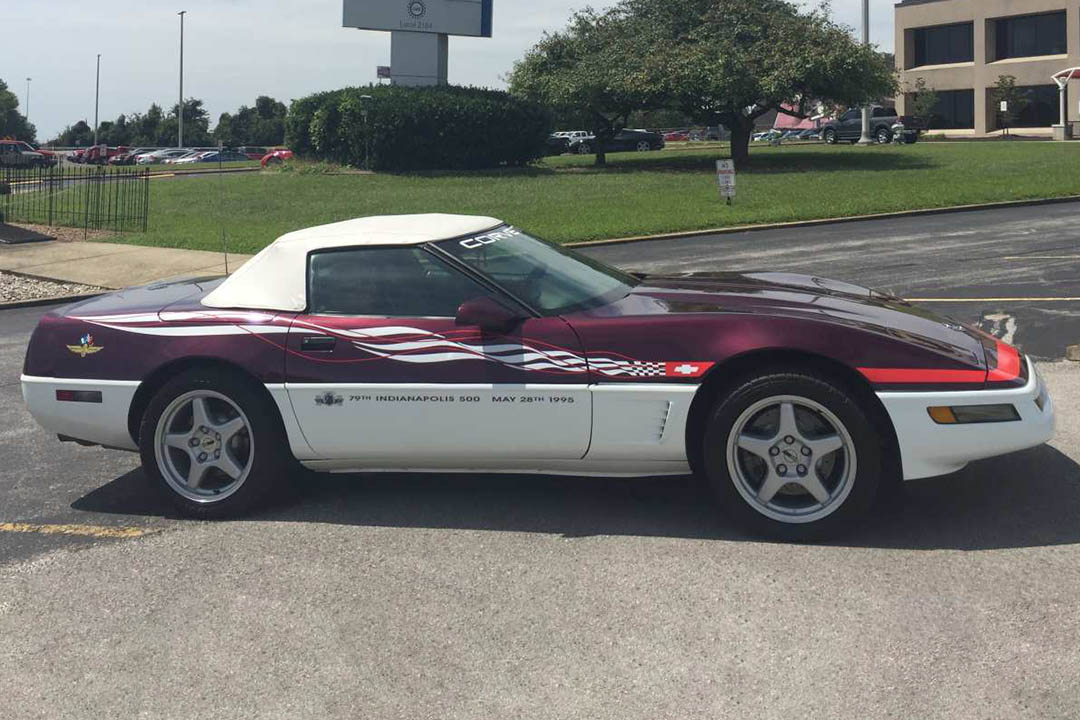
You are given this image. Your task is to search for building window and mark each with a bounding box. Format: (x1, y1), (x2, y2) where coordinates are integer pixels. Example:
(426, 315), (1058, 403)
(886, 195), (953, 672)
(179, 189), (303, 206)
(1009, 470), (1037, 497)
(924, 89), (975, 130)
(994, 11), (1067, 60)
(912, 22), (974, 66)
(1008, 85), (1060, 128)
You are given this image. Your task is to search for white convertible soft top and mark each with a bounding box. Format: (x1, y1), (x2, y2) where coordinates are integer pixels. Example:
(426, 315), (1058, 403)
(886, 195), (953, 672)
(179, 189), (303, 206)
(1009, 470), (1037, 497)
(201, 214), (503, 311)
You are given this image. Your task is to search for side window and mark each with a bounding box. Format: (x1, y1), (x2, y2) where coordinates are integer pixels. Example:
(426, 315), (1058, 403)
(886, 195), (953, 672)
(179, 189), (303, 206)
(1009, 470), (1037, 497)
(308, 246), (491, 317)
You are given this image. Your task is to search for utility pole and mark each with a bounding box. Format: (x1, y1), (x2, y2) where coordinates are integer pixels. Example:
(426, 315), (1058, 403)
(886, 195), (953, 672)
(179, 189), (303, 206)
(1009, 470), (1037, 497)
(93, 55), (101, 147)
(857, 0), (874, 145)
(25, 77), (31, 127)
(178, 10), (186, 148)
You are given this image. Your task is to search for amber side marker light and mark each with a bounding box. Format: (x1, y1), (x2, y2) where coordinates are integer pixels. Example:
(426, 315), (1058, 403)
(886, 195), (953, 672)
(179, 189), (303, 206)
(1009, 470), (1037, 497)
(927, 404), (1020, 424)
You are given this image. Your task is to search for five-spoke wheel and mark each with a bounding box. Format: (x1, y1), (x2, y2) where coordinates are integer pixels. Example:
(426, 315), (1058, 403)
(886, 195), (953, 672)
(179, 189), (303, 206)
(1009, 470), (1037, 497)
(727, 395), (856, 524)
(140, 368), (290, 517)
(704, 370), (885, 540)
(155, 391), (254, 503)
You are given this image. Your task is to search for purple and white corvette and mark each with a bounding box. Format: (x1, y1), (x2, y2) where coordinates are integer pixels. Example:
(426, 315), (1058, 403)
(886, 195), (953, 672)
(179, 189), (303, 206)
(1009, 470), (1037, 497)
(22, 214), (1055, 538)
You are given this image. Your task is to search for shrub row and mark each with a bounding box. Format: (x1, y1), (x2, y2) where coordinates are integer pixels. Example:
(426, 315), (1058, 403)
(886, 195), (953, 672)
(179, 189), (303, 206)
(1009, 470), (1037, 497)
(285, 85), (552, 171)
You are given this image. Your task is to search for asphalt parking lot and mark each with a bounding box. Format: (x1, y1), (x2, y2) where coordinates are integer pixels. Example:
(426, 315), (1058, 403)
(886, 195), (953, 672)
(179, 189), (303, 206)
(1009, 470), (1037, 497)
(2, 206), (1080, 718)
(586, 200), (1080, 360)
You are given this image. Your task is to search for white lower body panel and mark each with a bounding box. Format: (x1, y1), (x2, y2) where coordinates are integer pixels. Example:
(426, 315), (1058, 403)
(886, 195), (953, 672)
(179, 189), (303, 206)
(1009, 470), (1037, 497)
(21, 375), (140, 451)
(878, 358), (1055, 480)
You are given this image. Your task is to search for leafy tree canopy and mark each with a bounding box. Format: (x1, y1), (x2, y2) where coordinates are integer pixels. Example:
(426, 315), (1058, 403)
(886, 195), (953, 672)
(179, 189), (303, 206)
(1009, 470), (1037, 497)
(0, 78), (36, 142)
(510, 0), (896, 167)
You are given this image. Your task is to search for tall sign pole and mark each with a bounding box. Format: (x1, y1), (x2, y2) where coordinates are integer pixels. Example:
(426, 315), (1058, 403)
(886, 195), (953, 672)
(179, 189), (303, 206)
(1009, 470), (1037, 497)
(178, 10), (186, 148)
(93, 55), (101, 147)
(25, 77), (31, 128)
(858, 0), (873, 145)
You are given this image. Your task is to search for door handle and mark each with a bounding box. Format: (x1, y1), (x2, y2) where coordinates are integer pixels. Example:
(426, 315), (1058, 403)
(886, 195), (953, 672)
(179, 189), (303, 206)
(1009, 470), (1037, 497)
(301, 335), (336, 352)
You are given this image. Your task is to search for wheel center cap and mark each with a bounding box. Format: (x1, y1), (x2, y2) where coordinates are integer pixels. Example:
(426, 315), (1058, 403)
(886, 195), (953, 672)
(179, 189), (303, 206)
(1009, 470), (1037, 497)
(782, 449), (800, 463)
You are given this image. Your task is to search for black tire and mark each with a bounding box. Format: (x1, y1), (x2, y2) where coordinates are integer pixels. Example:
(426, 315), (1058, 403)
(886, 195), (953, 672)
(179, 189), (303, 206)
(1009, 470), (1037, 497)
(702, 370), (886, 541)
(575, 142), (592, 155)
(139, 368), (293, 518)
(875, 127), (893, 144)
(823, 129), (837, 145)
(636, 141), (651, 152)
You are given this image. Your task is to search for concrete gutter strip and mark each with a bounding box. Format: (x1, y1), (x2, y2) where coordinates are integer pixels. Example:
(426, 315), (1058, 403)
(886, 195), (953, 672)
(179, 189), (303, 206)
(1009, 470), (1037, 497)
(566, 195), (1080, 248)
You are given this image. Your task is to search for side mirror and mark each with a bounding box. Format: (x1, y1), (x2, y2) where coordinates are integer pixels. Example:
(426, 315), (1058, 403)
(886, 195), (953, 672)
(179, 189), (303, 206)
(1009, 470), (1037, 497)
(456, 296), (521, 333)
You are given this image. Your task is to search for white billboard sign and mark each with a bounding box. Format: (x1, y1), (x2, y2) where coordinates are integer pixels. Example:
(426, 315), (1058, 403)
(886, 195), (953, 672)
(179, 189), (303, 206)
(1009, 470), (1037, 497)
(343, 0), (493, 37)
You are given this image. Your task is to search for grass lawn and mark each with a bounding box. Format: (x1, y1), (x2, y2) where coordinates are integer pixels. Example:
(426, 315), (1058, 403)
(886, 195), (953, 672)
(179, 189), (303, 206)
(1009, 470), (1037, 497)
(100, 141), (1080, 253)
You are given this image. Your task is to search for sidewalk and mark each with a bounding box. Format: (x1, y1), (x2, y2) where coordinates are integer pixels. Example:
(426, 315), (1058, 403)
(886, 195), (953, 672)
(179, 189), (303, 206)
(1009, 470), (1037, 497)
(0, 240), (251, 290)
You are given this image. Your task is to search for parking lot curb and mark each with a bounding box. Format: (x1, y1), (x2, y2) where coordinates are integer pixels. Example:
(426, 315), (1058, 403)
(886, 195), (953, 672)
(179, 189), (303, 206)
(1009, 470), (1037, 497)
(566, 194), (1080, 248)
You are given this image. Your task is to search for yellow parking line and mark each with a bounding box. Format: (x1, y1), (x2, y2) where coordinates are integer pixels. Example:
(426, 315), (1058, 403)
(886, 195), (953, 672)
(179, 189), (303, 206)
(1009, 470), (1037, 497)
(1002, 256), (1080, 260)
(908, 297), (1080, 302)
(0, 522), (153, 539)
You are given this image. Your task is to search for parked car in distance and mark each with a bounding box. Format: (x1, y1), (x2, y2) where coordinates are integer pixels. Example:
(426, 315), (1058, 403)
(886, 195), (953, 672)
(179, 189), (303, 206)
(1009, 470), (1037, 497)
(196, 150), (250, 163)
(821, 106), (928, 145)
(83, 145), (131, 165)
(165, 150), (214, 165)
(137, 148), (190, 165)
(236, 146), (268, 161)
(0, 140), (53, 167)
(569, 129), (665, 155)
(795, 128), (821, 141)
(664, 130), (690, 142)
(261, 149), (294, 167)
(109, 147), (158, 166)
(545, 135), (571, 156)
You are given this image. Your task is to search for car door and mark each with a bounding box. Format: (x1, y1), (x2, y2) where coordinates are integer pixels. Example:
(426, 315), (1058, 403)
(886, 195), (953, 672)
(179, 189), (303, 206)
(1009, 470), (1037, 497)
(836, 110), (859, 139)
(284, 244), (592, 461)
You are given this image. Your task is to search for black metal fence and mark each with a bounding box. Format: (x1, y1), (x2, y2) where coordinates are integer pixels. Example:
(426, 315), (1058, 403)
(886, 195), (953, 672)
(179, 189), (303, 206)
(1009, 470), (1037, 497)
(0, 165), (150, 233)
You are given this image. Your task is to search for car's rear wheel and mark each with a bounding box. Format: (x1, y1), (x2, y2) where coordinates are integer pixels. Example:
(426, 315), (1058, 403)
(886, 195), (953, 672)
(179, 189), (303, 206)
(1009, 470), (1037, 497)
(823, 129), (837, 145)
(703, 370), (884, 541)
(876, 127), (893, 144)
(139, 368), (292, 518)
(636, 141), (651, 152)
(576, 142), (592, 155)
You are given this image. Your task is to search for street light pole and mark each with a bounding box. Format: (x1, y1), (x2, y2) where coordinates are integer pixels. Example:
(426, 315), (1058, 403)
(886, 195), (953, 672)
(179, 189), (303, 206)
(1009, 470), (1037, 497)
(178, 10), (186, 149)
(93, 54), (101, 147)
(25, 77), (31, 127)
(857, 0), (874, 145)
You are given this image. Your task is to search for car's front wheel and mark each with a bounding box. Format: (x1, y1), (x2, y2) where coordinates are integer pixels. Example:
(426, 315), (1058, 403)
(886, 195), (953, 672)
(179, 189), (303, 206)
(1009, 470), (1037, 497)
(575, 142), (592, 155)
(703, 370), (885, 541)
(636, 141), (651, 152)
(876, 127), (893, 144)
(139, 368), (292, 518)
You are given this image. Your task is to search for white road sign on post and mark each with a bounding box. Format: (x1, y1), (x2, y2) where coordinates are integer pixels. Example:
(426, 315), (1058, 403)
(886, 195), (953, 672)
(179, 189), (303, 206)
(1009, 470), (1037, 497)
(716, 159), (736, 204)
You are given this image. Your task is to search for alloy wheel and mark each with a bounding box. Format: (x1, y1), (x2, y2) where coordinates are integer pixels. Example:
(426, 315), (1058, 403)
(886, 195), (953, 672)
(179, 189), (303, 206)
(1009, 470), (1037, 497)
(154, 390), (254, 503)
(725, 394), (857, 524)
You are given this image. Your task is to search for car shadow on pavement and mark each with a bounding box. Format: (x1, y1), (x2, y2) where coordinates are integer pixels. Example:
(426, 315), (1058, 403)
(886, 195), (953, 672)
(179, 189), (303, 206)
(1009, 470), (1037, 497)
(73, 445), (1080, 552)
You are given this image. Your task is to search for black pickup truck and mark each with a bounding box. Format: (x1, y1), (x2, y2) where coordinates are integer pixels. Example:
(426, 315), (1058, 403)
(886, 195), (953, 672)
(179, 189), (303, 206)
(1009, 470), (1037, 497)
(821, 106), (928, 145)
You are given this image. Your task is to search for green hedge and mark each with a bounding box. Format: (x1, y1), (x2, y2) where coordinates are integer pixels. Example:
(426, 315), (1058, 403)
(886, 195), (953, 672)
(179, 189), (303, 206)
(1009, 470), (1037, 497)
(284, 85), (552, 171)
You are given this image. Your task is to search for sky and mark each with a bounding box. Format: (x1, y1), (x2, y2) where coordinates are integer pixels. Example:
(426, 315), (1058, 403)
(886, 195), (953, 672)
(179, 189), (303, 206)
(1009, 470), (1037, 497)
(3, 0), (897, 142)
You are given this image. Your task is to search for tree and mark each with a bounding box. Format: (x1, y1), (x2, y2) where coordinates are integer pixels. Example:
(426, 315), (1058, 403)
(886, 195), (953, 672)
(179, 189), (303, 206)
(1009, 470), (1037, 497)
(51, 120), (94, 147)
(908, 77), (939, 129)
(508, 9), (665, 165)
(0, 78), (36, 142)
(632, 0), (897, 167)
(213, 96), (287, 146)
(992, 75), (1029, 133)
(511, 0), (897, 168)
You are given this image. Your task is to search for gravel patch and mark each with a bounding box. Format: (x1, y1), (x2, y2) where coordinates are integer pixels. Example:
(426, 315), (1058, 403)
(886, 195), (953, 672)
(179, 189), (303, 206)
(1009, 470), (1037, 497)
(0, 271), (105, 304)
(5, 223), (118, 243)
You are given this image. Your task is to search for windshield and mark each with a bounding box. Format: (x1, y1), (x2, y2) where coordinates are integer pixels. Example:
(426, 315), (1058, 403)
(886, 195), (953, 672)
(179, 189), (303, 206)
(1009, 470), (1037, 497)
(436, 226), (638, 315)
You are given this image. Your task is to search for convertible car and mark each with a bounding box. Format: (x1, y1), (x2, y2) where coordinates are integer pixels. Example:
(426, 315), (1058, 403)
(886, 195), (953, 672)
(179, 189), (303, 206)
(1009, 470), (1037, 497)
(21, 215), (1055, 539)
